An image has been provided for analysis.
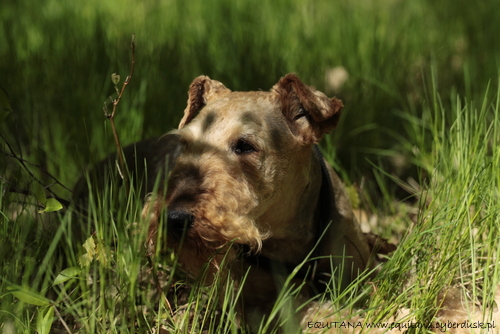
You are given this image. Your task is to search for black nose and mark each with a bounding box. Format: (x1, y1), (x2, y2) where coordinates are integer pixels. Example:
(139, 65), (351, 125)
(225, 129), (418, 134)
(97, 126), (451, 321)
(167, 210), (194, 239)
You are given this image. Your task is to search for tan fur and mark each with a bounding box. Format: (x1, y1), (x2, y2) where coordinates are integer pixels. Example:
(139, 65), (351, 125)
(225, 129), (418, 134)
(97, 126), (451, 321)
(142, 74), (375, 326)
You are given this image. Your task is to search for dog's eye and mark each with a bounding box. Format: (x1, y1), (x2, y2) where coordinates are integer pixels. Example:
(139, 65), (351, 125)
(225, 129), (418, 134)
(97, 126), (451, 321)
(234, 139), (256, 155)
(178, 138), (188, 149)
(293, 107), (308, 121)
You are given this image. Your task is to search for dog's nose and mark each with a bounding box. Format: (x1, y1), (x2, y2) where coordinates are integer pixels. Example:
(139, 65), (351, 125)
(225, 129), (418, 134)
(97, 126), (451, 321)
(167, 210), (194, 238)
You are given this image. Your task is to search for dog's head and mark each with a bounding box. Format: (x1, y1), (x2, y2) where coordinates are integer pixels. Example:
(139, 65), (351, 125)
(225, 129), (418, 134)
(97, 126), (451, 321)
(143, 74), (343, 277)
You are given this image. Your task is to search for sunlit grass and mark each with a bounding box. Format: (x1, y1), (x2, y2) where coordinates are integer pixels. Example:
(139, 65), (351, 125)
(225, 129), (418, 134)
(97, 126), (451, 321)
(1, 79), (499, 332)
(1, 0), (500, 332)
(359, 80), (500, 327)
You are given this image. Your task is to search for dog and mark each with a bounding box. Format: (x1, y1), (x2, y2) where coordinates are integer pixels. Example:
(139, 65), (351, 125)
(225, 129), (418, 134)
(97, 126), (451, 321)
(141, 74), (376, 327)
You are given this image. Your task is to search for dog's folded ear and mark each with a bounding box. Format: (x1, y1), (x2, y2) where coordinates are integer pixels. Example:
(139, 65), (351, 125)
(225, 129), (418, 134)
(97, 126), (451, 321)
(179, 76), (231, 129)
(272, 73), (343, 144)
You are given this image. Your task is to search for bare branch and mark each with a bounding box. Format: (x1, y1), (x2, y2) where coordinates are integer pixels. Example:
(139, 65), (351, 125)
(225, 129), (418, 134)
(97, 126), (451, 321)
(101, 34), (136, 194)
(110, 34), (135, 119)
(1, 133), (73, 198)
(0, 176), (71, 208)
(53, 305), (73, 334)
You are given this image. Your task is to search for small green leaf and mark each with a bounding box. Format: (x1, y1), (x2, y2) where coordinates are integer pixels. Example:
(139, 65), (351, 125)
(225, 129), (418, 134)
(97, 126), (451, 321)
(36, 306), (54, 334)
(42, 198), (63, 213)
(78, 252), (93, 268)
(7, 285), (50, 306)
(111, 73), (121, 85)
(95, 239), (112, 268)
(79, 236), (96, 268)
(54, 267), (81, 285)
(82, 236), (96, 256)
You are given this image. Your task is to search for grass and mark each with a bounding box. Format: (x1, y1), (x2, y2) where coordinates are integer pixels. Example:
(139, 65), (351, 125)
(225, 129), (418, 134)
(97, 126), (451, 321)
(1, 76), (499, 333)
(1, 0), (500, 332)
(2, 0), (499, 177)
(362, 80), (500, 324)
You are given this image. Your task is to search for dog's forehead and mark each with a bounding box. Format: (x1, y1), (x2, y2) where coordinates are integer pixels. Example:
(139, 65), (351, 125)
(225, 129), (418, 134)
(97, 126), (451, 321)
(205, 91), (277, 117)
(183, 91), (288, 143)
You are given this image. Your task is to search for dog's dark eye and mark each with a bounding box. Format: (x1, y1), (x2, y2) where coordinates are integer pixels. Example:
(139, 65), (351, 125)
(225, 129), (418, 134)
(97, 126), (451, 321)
(293, 107), (308, 121)
(234, 139), (256, 155)
(178, 137), (188, 149)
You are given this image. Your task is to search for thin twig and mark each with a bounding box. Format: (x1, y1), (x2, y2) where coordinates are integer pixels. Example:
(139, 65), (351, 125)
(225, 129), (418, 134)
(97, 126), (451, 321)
(1, 134), (72, 201)
(0, 176), (71, 208)
(52, 305), (73, 334)
(110, 34), (136, 119)
(102, 34), (136, 194)
(0, 148), (73, 193)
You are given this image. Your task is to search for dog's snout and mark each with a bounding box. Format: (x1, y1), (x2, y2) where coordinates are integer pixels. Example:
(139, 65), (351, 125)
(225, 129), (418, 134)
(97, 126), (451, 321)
(167, 210), (194, 238)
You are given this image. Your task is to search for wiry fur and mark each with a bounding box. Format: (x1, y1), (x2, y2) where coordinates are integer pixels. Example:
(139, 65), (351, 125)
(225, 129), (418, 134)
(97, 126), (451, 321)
(142, 74), (374, 327)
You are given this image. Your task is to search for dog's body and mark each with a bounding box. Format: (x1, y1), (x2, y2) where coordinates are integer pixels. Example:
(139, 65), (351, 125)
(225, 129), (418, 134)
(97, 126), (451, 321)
(75, 74), (375, 328)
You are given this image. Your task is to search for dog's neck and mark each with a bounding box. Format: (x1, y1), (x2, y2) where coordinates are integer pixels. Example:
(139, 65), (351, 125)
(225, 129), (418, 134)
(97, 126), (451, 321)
(244, 146), (332, 272)
(311, 145), (332, 244)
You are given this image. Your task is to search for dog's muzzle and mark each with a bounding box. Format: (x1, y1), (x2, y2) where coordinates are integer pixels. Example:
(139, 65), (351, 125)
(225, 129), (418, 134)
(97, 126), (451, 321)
(166, 210), (194, 239)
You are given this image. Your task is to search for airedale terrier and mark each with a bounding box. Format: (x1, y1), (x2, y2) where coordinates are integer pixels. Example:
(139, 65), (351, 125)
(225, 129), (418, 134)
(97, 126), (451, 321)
(142, 74), (376, 324)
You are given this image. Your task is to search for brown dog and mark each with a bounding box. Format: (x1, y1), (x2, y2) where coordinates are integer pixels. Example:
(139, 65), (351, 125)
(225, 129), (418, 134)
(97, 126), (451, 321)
(142, 74), (375, 326)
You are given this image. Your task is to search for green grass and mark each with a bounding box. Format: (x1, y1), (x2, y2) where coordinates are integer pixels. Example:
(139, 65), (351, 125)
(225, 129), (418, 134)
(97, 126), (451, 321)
(361, 80), (500, 324)
(2, 0), (500, 178)
(1, 0), (500, 332)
